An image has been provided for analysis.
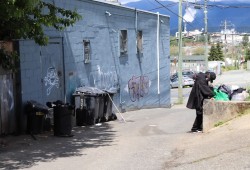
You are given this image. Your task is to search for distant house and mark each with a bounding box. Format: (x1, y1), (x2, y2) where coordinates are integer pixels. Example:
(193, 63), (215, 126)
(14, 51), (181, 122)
(170, 55), (224, 75)
(0, 0), (171, 133)
(170, 55), (206, 74)
(210, 31), (248, 45)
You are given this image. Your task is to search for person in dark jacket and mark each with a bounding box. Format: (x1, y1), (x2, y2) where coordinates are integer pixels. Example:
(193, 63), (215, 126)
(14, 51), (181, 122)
(186, 71), (216, 132)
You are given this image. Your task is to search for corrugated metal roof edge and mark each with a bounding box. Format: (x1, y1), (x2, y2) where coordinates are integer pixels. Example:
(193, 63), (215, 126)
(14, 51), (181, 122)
(77, 0), (170, 18)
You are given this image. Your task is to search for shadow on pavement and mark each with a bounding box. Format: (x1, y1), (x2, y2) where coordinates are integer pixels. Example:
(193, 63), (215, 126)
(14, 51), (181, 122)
(0, 123), (116, 169)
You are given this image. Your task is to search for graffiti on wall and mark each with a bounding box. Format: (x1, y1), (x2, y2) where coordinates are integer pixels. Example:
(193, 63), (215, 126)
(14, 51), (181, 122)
(89, 65), (118, 90)
(0, 74), (15, 134)
(44, 67), (59, 95)
(128, 75), (149, 102)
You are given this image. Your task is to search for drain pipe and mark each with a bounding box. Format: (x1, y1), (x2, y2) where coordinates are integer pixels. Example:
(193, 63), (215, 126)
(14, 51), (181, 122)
(157, 12), (160, 95)
(62, 37), (66, 103)
(135, 8), (138, 32)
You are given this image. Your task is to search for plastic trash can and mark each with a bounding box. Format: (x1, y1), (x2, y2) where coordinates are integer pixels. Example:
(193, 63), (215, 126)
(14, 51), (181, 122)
(26, 100), (49, 134)
(47, 101), (74, 137)
(73, 87), (105, 126)
(103, 90), (117, 121)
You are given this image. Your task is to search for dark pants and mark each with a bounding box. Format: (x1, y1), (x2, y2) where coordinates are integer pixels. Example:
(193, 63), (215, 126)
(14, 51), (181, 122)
(191, 108), (203, 131)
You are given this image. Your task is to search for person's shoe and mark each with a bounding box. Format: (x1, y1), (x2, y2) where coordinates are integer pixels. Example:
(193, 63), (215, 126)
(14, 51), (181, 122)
(191, 129), (202, 133)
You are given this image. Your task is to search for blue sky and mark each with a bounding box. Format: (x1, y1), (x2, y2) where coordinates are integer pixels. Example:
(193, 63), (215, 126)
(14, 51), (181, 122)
(119, 0), (250, 33)
(119, 0), (250, 4)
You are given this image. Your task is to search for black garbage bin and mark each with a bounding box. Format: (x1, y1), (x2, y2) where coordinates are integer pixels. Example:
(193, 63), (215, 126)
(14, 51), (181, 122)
(26, 100), (49, 135)
(74, 94), (85, 126)
(103, 90), (116, 121)
(73, 87), (105, 126)
(98, 93), (106, 122)
(48, 101), (74, 137)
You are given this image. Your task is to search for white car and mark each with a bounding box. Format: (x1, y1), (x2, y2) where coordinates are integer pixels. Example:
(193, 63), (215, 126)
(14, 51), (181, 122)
(170, 76), (194, 88)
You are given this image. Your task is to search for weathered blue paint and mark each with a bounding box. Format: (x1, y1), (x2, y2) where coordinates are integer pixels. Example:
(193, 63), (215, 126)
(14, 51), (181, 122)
(0, 74), (15, 134)
(18, 0), (171, 120)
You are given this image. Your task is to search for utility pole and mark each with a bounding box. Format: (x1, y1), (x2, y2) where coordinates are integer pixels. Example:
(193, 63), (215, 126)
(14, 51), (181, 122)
(177, 0), (183, 104)
(220, 20), (234, 62)
(223, 20), (228, 58)
(204, 0), (208, 70)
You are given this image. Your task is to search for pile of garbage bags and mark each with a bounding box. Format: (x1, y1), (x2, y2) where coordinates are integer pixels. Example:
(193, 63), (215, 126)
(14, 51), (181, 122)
(213, 84), (249, 101)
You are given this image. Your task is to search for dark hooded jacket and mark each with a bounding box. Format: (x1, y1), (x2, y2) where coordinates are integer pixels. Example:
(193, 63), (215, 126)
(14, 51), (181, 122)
(186, 72), (215, 110)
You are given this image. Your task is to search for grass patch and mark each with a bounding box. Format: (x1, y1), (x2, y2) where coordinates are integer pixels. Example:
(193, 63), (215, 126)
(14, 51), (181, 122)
(239, 108), (250, 116)
(214, 121), (224, 127)
(221, 66), (237, 72)
(214, 108), (250, 127)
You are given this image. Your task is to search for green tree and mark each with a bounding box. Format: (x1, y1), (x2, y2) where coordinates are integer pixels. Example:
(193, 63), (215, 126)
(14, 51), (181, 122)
(208, 43), (224, 61)
(245, 48), (250, 61)
(170, 36), (178, 46)
(0, 0), (81, 70)
(242, 35), (249, 48)
(216, 43), (224, 61)
(208, 44), (217, 61)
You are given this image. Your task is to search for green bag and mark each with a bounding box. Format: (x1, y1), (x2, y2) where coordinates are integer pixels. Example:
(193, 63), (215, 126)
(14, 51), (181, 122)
(213, 88), (229, 101)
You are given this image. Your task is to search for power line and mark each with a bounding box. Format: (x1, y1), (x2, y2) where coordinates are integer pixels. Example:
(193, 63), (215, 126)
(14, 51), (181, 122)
(187, 1), (250, 9)
(154, 0), (196, 29)
(148, 1), (178, 11)
(144, 0), (160, 11)
(184, 3), (204, 29)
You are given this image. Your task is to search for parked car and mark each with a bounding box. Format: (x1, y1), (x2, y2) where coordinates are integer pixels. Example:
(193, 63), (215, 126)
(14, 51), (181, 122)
(170, 76), (194, 88)
(170, 71), (195, 81)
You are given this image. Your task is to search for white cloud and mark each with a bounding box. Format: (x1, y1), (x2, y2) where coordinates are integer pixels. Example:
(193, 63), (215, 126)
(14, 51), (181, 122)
(183, 7), (197, 23)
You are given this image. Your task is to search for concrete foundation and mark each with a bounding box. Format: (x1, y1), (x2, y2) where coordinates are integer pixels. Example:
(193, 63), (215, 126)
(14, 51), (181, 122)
(203, 99), (250, 132)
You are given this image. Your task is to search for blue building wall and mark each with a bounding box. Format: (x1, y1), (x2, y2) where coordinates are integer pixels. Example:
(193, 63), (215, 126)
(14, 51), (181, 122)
(19, 0), (171, 126)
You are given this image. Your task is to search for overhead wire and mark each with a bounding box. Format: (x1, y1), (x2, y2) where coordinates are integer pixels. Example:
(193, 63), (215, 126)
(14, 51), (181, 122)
(148, 1), (178, 11)
(187, 1), (250, 9)
(146, 0), (208, 31)
(184, 1), (204, 30)
(144, 0), (160, 10)
(145, 0), (250, 33)
(147, 0), (179, 32)
(154, 0), (197, 30)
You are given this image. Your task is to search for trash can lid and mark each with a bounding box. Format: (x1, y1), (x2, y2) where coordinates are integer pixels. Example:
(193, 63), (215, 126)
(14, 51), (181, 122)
(74, 86), (105, 95)
(103, 87), (117, 94)
(27, 100), (49, 112)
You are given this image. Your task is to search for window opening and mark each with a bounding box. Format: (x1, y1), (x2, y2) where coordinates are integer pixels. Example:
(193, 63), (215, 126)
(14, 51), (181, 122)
(120, 30), (128, 56)
(83, 40), (90, 63)
(137, 30), (143, 54)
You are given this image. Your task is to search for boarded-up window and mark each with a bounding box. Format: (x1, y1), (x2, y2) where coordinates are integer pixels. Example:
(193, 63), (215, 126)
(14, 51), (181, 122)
(83, 40), (90, 63)
(120, 30), (127, 56)
(137, 30), (143, 54)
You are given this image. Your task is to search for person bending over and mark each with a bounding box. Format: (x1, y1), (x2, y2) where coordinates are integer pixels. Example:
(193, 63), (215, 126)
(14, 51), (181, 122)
(186, 71), (216, 133)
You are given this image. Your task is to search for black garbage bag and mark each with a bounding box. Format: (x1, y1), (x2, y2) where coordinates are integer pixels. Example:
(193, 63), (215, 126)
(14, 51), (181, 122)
(218, 84), (232, 96)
